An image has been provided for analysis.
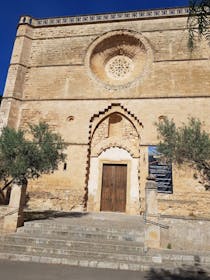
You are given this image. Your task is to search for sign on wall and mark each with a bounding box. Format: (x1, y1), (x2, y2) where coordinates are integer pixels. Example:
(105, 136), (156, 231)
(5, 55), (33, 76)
(148, 146), (173, 193)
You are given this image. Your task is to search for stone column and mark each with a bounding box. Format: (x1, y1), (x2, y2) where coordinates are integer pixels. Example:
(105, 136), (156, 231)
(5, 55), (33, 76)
(3, 181), (27, 232)
(144, 178), (160, 249)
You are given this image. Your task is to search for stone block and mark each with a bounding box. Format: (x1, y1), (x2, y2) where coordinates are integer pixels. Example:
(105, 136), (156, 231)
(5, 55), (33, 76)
(3, 183), (27, 232)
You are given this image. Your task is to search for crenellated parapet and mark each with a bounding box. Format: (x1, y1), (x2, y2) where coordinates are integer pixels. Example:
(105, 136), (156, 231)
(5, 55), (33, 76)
(19, 7), (190, 27)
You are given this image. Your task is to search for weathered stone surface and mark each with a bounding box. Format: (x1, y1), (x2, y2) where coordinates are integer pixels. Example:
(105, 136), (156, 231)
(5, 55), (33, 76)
(0, 206), (8, 230)
(27, 189), (84, 212)
(160, 216), (210, 251)
(0, 212), (209, 272)
(0, 8), (209, 215)
(3, 183), (27, 232)
(144, 180), (160, 249)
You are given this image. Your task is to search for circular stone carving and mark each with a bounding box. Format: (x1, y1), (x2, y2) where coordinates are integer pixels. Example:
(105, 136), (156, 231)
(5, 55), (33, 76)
(86, 30), (153, 89)
(105, 55), (133, 80)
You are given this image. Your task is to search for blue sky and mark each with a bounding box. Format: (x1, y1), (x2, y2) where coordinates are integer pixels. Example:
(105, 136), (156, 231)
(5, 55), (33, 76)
(0, 0), (189, 95)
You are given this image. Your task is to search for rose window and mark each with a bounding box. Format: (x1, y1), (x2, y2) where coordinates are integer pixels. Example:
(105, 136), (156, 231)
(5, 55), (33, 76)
(105, 55), (133, 80)
(87, 31), (152, 88)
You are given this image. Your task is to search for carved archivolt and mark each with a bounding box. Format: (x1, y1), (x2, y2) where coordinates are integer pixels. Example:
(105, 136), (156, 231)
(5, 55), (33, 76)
(90, 103), (142, 138)
(89, 103), (142, 159)
(91, 113), (139, 157)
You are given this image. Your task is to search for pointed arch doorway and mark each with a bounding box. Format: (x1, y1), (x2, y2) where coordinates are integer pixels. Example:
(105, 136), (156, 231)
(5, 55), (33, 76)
(86, 104), (142, 215)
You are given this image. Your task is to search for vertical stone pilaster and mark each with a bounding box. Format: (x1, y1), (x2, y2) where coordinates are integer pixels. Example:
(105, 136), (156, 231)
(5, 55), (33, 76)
(144, 178), (160, 249)
(0, 24), (34, 133)
(3, 24), (33, 99)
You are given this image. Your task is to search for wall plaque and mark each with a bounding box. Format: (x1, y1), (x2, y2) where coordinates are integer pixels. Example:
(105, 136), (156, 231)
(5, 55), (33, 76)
(148, 146), (173, 193)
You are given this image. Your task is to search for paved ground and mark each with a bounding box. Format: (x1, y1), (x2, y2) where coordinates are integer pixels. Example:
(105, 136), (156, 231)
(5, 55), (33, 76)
(0, 260), (209, 280)
(0, 260), (146, 280)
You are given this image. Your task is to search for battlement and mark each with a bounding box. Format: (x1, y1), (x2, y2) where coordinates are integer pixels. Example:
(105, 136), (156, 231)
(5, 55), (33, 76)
(19, 6), (190, 27)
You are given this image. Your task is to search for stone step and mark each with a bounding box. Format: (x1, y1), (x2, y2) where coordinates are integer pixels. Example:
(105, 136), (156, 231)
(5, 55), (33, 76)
(0, 243), (147, 263)
(18, 224), (145, 237)
(17, 227), (144, 242)
(0, 239), (209, 273)
(3, 234), (209, 267)
(148, 249), (210, 266)
(0, 235), (144, 255)
(0, 251), (176, 272)
(21, 220), (145, 234)
(0, 213), (209, 274)
(0, 244), (199, 268)
(0, 249), (209, 273)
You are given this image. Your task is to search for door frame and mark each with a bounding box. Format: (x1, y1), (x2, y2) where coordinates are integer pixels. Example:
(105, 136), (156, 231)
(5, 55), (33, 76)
(97, 159), (131, 213)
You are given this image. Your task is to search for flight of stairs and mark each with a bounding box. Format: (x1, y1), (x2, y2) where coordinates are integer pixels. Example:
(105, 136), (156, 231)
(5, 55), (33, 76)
(0, 212), (209, 272)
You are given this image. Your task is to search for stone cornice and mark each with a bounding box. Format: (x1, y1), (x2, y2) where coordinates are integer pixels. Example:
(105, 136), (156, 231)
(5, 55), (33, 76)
(19, 7), (190, 27)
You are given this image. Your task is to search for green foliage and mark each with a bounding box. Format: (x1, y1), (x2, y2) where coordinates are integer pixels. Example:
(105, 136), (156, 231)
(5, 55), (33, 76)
(188, 0), (210, 50)
(0, 123), (66, 186)
(156, 117), (210, 188)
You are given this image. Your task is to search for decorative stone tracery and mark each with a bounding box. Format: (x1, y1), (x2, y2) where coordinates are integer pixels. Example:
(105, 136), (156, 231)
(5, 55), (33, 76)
(105, 55), (134, 80)
(85, 30), (153, 89)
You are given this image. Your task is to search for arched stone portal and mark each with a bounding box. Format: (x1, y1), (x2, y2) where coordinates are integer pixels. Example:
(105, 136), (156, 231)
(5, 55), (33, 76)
(87, 105), (142, 215)
(87, 147), (140, 214)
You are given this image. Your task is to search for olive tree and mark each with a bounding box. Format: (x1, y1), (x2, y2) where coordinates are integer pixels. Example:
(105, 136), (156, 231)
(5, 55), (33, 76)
(156, 117), (210, 189)
(0, 122), (66, 204)
(188, 0), (210, 49)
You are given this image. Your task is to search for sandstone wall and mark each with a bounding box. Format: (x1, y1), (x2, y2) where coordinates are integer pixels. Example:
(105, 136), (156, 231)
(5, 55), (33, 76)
(18, 98), (210, 213)
(160, 216), (210, 251)
(1, 12), (210, 214)
(0, 206), (8, 230)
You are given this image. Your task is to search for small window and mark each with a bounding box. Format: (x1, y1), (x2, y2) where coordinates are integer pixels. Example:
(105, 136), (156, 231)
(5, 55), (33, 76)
(63, 163), (67, 171)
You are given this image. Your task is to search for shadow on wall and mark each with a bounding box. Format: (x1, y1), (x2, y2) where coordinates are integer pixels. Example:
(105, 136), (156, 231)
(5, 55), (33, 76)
(24, 210), (89, 222)
(145, 265), (210, 280)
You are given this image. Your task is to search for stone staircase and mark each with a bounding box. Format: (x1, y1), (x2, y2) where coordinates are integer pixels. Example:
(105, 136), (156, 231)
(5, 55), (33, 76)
(0, 212), (209, 273)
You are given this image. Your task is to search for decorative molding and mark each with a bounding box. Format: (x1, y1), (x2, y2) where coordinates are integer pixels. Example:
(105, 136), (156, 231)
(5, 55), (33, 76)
(19, 7), (190, 28)
(89, 103), (143, 136)
(2, 95), (210, 103)
(94, 142), (140, 159)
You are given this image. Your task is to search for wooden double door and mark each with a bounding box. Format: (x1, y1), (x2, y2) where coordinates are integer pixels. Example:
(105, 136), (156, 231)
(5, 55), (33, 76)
(100, 164), (127, 212)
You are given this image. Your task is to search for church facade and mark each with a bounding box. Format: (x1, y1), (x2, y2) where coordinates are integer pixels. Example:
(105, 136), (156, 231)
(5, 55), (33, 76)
(1, 7), (210, 216)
